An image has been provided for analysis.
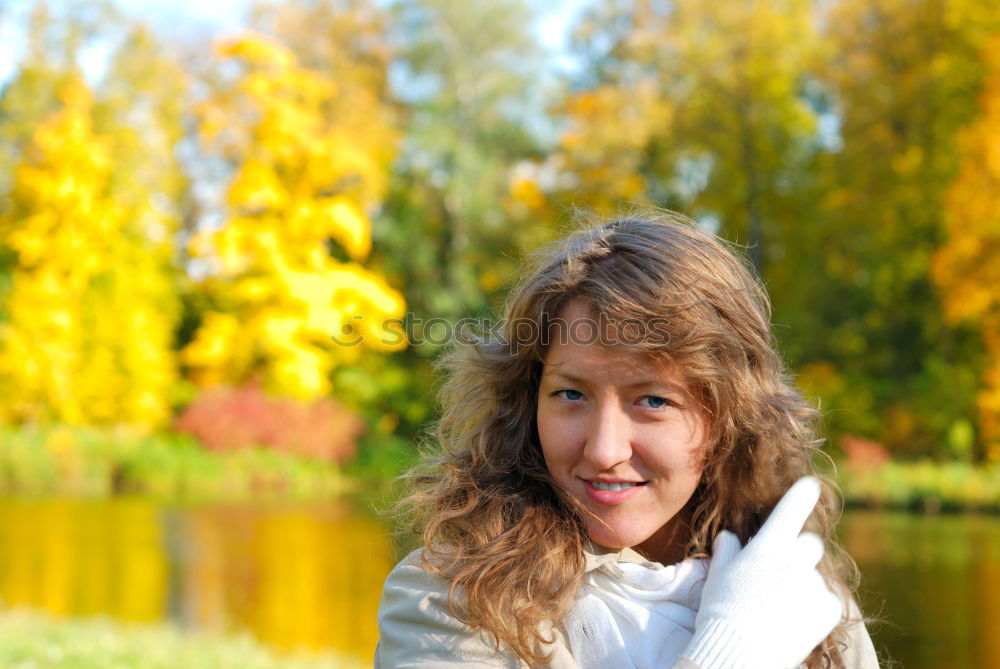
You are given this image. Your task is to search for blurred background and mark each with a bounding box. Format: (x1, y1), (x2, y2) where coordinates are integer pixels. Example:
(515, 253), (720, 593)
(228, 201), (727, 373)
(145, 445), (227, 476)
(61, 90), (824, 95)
(0, 0), (998, 667)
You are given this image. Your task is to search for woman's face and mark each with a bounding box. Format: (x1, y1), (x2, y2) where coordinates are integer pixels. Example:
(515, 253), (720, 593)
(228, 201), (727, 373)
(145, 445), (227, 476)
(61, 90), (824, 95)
(536, 298), (709, 565)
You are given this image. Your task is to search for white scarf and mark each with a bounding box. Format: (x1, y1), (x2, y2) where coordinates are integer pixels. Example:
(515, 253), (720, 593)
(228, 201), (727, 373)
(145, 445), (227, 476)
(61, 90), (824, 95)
(564, 557), (709, 669)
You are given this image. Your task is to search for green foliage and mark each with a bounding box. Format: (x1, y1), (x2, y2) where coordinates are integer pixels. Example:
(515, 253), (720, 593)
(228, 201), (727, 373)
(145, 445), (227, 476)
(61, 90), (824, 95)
(561, 0), (822, 262)
(553, 0), (1000, 461)
(381, 0), (552, 324)
(794, 0), (1000, 459)
(345, 426), (422, 485)
(4, 0), (1000, 469)
(0, 426), (347, 501)
(839, 459), (1000, 511)
(0, 608), (366, 669)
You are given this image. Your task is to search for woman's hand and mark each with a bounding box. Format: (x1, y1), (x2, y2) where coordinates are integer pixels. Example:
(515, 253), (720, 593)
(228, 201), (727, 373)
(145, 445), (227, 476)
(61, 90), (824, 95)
(678, 477), (842, 669)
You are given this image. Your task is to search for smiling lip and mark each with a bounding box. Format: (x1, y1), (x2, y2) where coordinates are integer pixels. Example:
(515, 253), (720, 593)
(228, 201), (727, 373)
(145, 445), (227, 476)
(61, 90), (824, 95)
(582, 479), (647, 504)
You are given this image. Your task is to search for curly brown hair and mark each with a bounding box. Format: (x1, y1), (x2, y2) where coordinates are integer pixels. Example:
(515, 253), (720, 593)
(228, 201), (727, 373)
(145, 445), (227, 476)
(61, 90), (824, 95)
(398, 211), (859, 667)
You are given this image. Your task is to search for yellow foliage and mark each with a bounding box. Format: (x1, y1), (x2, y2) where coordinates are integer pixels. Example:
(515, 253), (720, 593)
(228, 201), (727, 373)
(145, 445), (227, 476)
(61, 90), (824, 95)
(229, 161), (288, 212)
(217, 34), (296, 70)
(185, 33), (403, 399)
(555, 80), (667, 209)
(0, 79), (178, 427)
(934, 35), (1000, 455)
(314, 197), (371, 260)
(182, 313), (241, 368)
(508, 175), (545, 211)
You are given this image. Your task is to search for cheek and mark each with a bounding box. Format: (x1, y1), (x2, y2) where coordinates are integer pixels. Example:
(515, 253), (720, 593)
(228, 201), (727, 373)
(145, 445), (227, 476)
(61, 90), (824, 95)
(536, 408), (581, 478)
(646, 422), (708, 476)
(535, 404), (560, 466)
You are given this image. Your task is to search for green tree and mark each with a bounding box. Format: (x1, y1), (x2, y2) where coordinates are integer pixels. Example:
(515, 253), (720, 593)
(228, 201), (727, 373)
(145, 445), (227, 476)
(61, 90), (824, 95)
(380, 0), (551, 324)
(555, 0), (1000, 459)
(554, 0), (828, 376)
(800, 0), (1000, 457)
(557, 0), (821, 275)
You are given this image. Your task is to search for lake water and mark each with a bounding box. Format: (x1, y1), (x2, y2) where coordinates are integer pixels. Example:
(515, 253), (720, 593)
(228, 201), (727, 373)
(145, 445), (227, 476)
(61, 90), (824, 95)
(838, 510), (1000, 668)
(0, 497), (997, 668)
(0, 497), (396, 662)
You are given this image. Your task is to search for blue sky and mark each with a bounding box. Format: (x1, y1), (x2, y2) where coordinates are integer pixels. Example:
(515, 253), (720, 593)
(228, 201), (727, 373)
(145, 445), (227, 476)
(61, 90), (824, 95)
(110, 0), (586, 49)
(0, 0), (587, 84)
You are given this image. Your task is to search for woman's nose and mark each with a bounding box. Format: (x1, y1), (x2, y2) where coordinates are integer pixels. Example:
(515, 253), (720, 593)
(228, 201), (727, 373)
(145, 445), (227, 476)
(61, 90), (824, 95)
(583, 404), (632, 470)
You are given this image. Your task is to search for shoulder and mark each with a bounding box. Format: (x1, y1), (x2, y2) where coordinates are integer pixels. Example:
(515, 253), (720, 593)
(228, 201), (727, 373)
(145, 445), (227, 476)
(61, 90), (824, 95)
(375, 549), (579, 668)
(840, 598), (882, 669)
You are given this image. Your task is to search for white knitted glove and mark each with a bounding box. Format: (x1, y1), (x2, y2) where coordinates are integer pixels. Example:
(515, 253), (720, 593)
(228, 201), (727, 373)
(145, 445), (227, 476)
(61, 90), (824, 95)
(678, 477), (842, 669)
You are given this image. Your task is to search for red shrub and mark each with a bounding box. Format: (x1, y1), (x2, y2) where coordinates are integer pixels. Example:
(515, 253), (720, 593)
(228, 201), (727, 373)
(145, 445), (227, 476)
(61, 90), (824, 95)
(174, 383), (363, 464)
(841, 435), (890, 473)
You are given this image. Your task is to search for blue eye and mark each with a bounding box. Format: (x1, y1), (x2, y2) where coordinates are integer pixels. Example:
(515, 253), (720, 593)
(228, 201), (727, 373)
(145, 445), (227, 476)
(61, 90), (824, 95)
(554, 389), (584, 401)
(639, 395), (671, 409)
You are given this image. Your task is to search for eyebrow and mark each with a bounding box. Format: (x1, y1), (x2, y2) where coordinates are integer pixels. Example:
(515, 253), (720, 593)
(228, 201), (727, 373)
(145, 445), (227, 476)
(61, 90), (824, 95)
(541, 369), (688, 394)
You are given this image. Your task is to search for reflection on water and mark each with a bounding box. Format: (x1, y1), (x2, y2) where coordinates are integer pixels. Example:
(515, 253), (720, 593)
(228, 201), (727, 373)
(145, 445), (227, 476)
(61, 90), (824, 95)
(2, 498), (998, 668)
(170, 502), (395, 657)
(0, 497), (395, 663)
(840, 510), (1000, 669)
(0, 498), (168, 622)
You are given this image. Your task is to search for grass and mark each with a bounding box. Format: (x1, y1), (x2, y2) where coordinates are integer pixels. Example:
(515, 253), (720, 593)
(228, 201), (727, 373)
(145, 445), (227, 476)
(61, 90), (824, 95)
(0, 425), (349, 502)
(0, 608), (368, 669)
(4, 424), (1000, 513)
(838, 459), (1000, 512)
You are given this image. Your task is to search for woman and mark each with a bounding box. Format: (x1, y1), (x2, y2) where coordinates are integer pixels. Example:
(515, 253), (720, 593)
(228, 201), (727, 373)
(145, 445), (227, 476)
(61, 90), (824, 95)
(376, 213), (879, 668)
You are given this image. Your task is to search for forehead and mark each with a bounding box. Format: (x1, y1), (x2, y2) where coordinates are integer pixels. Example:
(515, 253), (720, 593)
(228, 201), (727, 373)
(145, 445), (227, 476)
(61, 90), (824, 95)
(542, 298), (688, 388)
(544, 295), (675, 351)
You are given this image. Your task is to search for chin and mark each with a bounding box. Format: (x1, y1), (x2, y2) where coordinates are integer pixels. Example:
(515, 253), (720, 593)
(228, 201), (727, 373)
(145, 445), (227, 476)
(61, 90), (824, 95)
(585, 526), (645, 551)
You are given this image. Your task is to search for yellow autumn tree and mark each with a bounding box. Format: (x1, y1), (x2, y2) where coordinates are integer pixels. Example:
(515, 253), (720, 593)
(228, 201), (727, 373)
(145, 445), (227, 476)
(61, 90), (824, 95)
(184, 34), (404, 399)
(933, 35), (1000, 460)
(0, 79), (178, 427)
